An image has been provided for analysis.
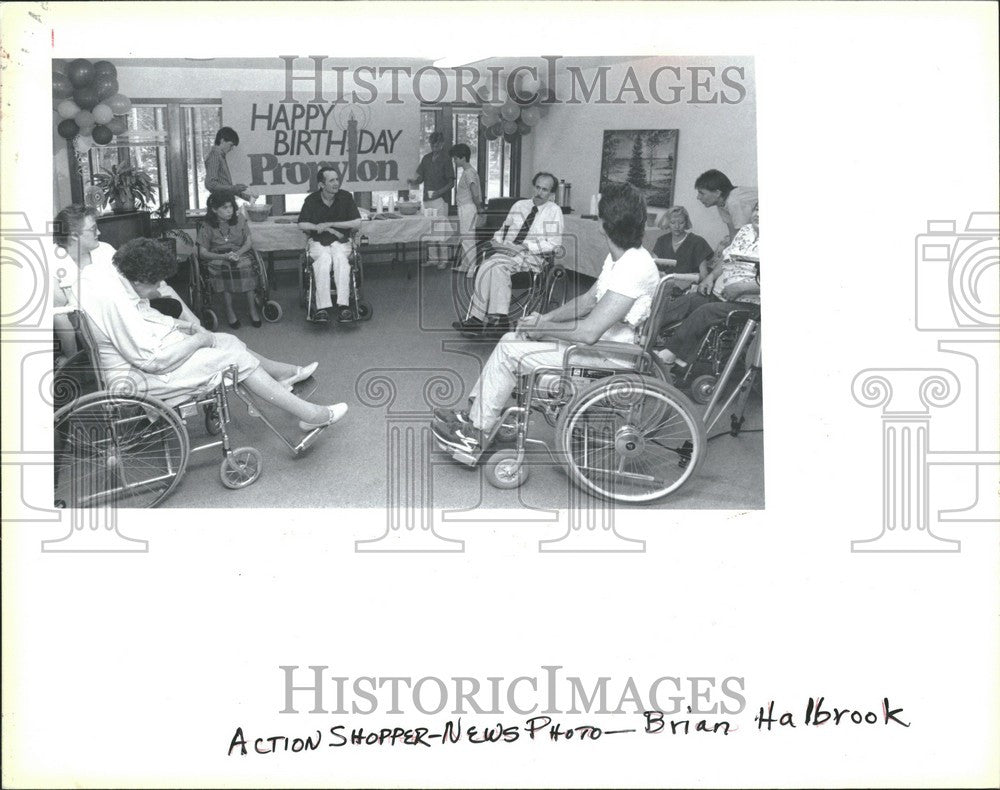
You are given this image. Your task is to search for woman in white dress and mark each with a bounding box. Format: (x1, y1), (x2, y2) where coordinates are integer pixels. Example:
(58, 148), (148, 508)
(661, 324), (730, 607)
(79, 238), (346, 432)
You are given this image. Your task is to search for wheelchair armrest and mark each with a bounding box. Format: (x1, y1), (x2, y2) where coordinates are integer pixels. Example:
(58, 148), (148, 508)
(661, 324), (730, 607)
(562, 341), (646, 368)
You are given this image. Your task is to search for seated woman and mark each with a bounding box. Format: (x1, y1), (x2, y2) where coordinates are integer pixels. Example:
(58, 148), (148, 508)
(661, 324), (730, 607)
(433, 183), (660, 459)
(652, 205), (714, 295)
(198, 193), (262, 328)
(79, 238), (344, 432)
(656, 202), (760, 371)
(52, 204), (181, 364)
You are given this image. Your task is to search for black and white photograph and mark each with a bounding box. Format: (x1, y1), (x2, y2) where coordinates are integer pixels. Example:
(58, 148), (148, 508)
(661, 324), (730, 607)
(2, 2), (997, 789)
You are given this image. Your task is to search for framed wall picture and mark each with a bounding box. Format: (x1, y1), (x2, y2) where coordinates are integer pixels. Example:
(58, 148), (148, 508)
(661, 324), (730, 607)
(600, 129), (678, 209)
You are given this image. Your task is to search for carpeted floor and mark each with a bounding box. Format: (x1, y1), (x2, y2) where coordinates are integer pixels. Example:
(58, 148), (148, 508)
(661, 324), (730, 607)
(161, 259), (765, 510)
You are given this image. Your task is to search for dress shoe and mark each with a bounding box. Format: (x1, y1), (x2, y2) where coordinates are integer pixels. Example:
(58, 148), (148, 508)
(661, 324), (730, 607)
(280, 361), (319, 387)
(299, 403), (349, 432)
(251, 318), (262, 328)
(228, 319), (242, 329)
(452, 317), (484, 332)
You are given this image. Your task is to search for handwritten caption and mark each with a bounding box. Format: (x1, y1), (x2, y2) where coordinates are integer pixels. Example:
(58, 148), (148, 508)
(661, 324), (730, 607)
(228, 698), (910, 755)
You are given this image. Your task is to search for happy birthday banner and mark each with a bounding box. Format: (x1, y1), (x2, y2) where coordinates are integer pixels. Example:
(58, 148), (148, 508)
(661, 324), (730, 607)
(222, 92), (421, 195)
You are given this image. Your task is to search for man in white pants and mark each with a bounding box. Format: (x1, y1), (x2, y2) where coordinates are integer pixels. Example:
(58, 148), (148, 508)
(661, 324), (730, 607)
(297, 167), (362, 323)
(452, 171), (564, 336)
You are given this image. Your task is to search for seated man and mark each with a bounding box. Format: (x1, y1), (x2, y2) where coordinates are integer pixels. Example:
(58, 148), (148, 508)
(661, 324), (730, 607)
(434, 183), (660, 460)
(452, 171), (564, 336)
(656, 202), (760, 371)
(297, 166), (362, 323)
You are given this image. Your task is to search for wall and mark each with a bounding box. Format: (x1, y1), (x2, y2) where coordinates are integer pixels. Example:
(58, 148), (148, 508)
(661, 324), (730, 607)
(524, 56), (757, 248)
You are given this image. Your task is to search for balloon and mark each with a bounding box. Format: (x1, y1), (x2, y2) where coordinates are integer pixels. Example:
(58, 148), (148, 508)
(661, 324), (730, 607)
(520, 73), (542, 94)
(74, 110), (95, 131)
(475, 86), (491, 103)
(56, 99), (80, 119)
(481, 108), (499, 126)
(67, 59), (95, 88)
(93, 61), (117, 79)
(73, 85), (100, 110)
(92, 125), (114, 145)
(500, 101), (520, 121)
(484, 126), (499, 141)
(503, 132), (518, 144)
(520, 106), (540, 126)
(490, 122), (503, 137)
(57, 119), (80, 140)
(53, 72), (74, 100)
(94, 76), (119, 101)
(516, 120), (531, 136)
(501, 119), (517, 134)
(75, 135), (95, 153)
(92, 103), (114, 124)
(107, 116), (128, 135)
(106, 93), (132, 115)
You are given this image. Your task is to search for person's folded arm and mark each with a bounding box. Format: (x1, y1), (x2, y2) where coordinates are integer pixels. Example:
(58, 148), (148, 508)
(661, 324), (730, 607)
(529, 290), (633, 346)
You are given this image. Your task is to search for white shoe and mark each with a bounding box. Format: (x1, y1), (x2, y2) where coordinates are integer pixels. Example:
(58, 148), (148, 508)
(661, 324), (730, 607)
(281, 361), (318, 387)
(298, 402), (349, 432)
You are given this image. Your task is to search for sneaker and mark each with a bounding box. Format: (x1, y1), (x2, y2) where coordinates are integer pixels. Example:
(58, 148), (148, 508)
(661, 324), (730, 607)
(337, 306), (355, 323)
(312, 309), (329, 324)
(432, 408), (472, 428)
(298, 402), (349, 432)
(431, 421), (487, 455)
(452, 317), (484, 332)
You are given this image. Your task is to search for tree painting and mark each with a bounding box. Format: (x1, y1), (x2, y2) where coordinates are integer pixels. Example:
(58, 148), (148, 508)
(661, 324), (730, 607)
(599, 129), (678, 208)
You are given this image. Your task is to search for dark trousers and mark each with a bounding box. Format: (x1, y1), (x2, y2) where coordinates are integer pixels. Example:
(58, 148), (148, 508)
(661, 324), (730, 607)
(662, 294), (759, 362)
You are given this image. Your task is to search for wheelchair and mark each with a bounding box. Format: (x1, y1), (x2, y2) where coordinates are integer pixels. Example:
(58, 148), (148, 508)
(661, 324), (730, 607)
(656, 298), (761, 405)
(188, 231), (283, 331)
(434, 276), (709, 504)
(298, 231), (373, 324)
(451, 197), (568, 334)
(52, 308), (329, 509)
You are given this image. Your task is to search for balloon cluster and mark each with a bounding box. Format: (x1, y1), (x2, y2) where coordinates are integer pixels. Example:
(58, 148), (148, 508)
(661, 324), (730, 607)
(53, 60), (132, 154)
(476, 74), (553, 143)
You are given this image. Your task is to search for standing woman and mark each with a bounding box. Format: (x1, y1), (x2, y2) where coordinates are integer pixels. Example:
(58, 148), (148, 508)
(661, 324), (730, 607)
(450, 143), (484, 273)
(204, 126), (256, 202)
(197, 193), (262, 328)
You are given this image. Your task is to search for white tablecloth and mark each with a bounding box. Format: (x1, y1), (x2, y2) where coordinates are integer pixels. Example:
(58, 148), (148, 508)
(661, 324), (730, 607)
(248, 216), (458, 253)
(248, 214), (667, 278)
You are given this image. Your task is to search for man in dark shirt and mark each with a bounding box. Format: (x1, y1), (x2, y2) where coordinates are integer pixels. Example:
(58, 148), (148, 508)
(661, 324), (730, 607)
(298, 166), (362, 323)
(408, 131), (455, 268)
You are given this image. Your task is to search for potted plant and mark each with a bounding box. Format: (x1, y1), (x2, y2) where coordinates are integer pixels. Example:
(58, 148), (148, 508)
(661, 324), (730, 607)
(151, 201), (194, 250)
(92, 163), (158, 214)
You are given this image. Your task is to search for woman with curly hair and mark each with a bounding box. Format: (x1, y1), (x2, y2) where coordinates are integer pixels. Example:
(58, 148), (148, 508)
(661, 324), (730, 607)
(79, 238), (344, 432)
(198, 193), (261, 328)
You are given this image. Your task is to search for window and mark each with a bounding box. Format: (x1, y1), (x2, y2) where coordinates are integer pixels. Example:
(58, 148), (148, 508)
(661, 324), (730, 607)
(183, 105), (223, 213)
(86, 104), (170, 209)
(486, 137), (514, 198)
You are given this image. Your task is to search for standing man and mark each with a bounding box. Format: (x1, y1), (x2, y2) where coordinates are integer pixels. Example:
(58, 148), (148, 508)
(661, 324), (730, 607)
(452, 172), (563, 336)
(692, 169), (757, 252)
(204, 127), (257, 202)
(408, 131), (455, 269)
(297, 167), (362, 324)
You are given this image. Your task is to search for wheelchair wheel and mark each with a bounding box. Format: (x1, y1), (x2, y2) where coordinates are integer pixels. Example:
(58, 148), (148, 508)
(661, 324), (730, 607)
(356, 300), (374, 322)
(200, 308), (219, 332)
(204, 403), (222, 436)
(541, 265), (568, 313)
(689, 374), (717, 405)
(555, 374), (705, 503)
(485, 449), (529, 490)
(261, 300), (283, 323)
(54, 392), (190, 509)
(220, 446), (263, 490)
(495, 420), (518, 443)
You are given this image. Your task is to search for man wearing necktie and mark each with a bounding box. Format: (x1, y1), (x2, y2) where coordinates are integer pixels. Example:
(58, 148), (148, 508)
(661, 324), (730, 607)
(453, 172), (564, 335)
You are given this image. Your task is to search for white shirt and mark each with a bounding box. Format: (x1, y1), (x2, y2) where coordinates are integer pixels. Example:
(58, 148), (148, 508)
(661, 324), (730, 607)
(594, 246), (661, 344)
(717, 185), (758, 238)
(493, 198), (564, 259)
(51, 240), (116, 307)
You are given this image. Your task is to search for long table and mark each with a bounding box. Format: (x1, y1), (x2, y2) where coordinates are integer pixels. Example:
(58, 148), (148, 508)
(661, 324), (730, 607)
(248, 214), (667, 279)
